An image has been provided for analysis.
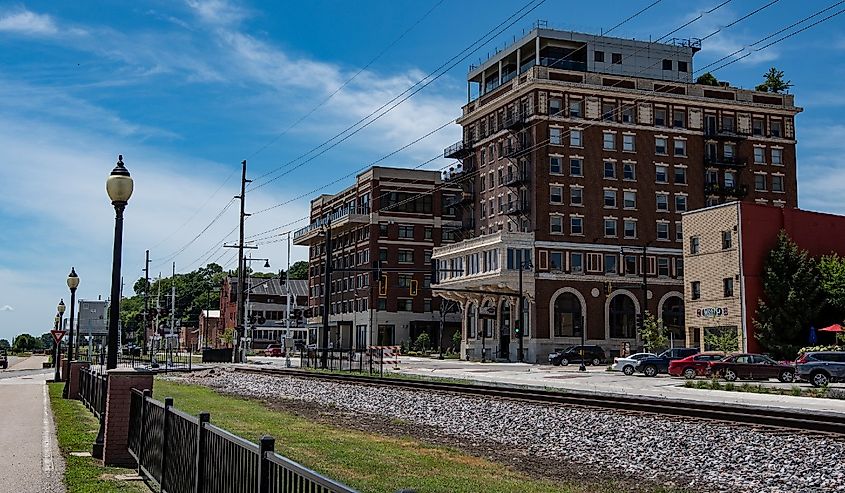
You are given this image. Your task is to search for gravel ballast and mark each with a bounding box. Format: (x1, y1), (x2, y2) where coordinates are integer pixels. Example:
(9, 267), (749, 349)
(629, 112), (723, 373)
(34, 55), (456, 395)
(175, 369), (845, 493)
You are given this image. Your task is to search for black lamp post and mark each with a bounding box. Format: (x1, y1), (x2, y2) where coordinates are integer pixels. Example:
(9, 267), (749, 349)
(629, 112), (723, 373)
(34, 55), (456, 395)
(63, 268), (79, 398)
(516, 259), (532, 363)
(105, 155), (133, 370)
(94, 155), (133, 460)
(54, 300), (64, 381)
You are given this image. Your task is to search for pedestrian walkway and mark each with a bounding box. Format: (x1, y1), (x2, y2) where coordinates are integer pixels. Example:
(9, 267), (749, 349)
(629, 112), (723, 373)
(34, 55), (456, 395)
(0, 359), (64, 493)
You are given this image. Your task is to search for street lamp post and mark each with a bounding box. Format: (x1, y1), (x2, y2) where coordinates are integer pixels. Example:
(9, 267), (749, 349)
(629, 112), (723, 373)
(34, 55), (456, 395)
(54, 299), (65, 381)
(516, 258), (532, 363)
(62, 269), (79, 398)
(94, 155), (133, 460)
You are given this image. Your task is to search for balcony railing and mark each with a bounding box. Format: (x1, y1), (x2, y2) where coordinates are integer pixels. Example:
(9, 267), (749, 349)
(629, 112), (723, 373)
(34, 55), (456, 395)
(503, 201), (529, 215)
(293, 206), (370, 240)
(503, 112), (528, 131)
(704, 127), (751, 139)
(504, 142), (532, 158)
(705, 183), (748, 198)
(445, 191), (474, 208)
(704, 155), (747, 168)
(504, 170), (529, 187)
(443, 140), (474, 160)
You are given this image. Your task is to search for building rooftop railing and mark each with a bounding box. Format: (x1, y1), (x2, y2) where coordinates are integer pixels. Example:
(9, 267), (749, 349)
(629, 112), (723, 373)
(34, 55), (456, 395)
(293, 206), (370, 240)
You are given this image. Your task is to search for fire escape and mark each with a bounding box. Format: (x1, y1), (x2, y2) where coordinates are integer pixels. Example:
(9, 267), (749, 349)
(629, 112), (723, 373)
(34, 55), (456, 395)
(502, 104), (531, 231)
(703, 115), (748, 202)
(443, 136), (476, 240)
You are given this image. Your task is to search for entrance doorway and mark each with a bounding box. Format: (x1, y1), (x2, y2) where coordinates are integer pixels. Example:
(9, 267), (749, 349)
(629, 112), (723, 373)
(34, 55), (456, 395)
(499, 302), (511, 360)
(377, 324), (395, 346)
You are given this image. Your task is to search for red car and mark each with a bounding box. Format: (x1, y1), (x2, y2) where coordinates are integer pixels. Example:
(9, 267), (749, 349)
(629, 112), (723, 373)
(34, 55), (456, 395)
(668, 352), (726, 379)
(709, 353), (795, 382)
(264, 344), (284, 357)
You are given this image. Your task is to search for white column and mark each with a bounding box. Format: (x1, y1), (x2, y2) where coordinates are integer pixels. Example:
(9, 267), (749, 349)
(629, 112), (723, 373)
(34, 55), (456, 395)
(535, 37), (540, 65)
(517, 48), (522, 73)
(498, 60), (503, 86)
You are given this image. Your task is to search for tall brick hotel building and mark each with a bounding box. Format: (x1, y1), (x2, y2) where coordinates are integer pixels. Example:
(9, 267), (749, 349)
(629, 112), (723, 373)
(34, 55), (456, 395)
(431, 27), (801, 362)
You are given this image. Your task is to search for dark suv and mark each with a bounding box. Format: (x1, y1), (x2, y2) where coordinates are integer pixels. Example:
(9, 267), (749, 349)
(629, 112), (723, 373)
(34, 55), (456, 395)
(549, 345), (606, 366)
(635, 347), (699, 377)
(796, 351), (845, 387)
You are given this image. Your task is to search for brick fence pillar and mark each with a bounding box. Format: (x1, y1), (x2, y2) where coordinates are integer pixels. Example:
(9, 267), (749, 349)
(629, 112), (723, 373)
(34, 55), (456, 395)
(66, 361), (90, 400)
(102, 368), (154, 467)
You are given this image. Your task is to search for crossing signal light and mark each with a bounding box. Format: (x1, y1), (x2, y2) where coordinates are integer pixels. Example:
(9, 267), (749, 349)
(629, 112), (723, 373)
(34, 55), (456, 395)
(379, 274), (388, 296)
(409, 280), (419, 296)
(514, 320), (521, 336)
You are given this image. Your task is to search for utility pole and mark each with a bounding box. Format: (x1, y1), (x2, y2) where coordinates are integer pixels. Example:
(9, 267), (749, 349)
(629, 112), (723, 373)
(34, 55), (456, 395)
(321, 220), (332, 368)
(170, 262), (176, 348)
(142, 250), (150, 354)
(285, 232), (291, 344)
(235, 160), (250, 362)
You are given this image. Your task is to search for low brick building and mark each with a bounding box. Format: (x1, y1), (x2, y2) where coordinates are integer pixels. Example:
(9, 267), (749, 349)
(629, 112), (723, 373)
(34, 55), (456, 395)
(682, 202), (845, 353)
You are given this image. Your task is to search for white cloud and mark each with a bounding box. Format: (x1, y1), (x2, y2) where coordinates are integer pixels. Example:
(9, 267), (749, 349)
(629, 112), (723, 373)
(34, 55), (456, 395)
(0, 305), (13, 312)
(0, 8), (57, 36)
(185, 0), (249, 26)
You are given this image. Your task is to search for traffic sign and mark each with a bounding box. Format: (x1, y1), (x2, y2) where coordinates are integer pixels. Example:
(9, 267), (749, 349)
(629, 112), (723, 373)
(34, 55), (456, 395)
(50, 329), (66, 344)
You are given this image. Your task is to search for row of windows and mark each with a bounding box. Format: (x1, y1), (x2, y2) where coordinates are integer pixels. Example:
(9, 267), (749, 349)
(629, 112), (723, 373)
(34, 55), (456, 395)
(548, 215), (682, 242)
(548, 187), (689, 212)
(752, 147), (784, 165)
(690, 278), (734, 300)
(549, 156), (689, 185)
(534, 249), (684, 278)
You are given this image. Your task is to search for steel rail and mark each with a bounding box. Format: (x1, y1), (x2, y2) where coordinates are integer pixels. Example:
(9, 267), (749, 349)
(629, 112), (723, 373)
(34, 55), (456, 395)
(233, 367), (845, 436)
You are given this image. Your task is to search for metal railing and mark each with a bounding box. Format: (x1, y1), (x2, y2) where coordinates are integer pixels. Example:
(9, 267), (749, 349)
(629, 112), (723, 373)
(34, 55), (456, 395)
(300, 348), (387, 376)
(79, 366), (108, 419)
(129, 390), (359, 493)
(76, 347), (192, 372)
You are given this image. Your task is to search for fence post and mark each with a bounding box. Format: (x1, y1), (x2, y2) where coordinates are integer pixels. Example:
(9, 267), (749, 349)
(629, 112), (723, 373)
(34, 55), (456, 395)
(194, 412), (210, 493)
(257, 435), (275, 493)
(161, 397), (173, 493)
(138, 389), (151, 476)
(380, 348), (384, 378)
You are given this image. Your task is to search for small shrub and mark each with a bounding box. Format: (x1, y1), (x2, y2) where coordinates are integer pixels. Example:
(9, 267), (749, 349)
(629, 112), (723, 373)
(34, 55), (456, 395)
(414, 333), (431, 352)
(740, 383), (753, 393)
(724, 382), (735, 392)
(790, 386), (802, 397)
(684, 381), (696, 388)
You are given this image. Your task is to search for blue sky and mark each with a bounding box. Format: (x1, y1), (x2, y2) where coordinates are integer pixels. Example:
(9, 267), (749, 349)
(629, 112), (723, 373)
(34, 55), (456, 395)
(1, 0), (844, 341)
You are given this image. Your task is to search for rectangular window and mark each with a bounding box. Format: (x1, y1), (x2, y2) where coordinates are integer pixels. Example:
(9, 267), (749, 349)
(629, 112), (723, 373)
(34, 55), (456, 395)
(655, 137), (667, 155)
(690, 236), (700, 254)
(772, 175), (784, 192)
(755, 174), (766, 191)
(604, 254), (618, 274)
(656, 222), (669, 240)
(624, 220), (637, 238)
(722, 116), (735, 133)
(706, 169), (718, 184)
(754, 147), (765, 163)
(673, 109), (686, 128)
(398, 249), (414, 263)
(379, 248), (388, 261)
(602, 103), (615, 121)
(623, 134), (635, 151)
(675, 257), (684, 277)
(570, 252), (583, 273)
(570, 129), (582, 147)
(724, 143), (736, 159)
(550, 156), (562, 174)
(674, 167), (687, 185)
(623, 162), (636, 180)
(550, 186), (563, 204)
(550, 252), (563, 270)
(548, 97), (562, 116)
(656, 193), (669, 211)
(570, 100), (582, 118)
(657, 257), (670, 277)
(594, 50), (604, 62)
(570, 158), (583, 176)
(655, 165), (668, 183)
(604, 190), (617, 208)
(570, 216), (584, 235)
(550, 215), (563, 234)
(612, 52), (622, 64)
(674, 139), (686, 157)
(379, 223), (389, 237)
(570, 186), (583, 205)
(604, 218), (617, 237)
(771, 120), (782, 137)
(587, 253), (602, 272)
(678, 60), (688, 72)
(604, 161), (616, 179)
(662, 59), (672, 70)
(753, 118), (764, 136)
(398, 225), (415, 239)
(622, 107), (634, 123)
(771, 148), (783, 165)
(723, 278), (734, 297)
(603, 132), (615, 150)
(424, 227), (433, 240)
(397, 299), (413, 311)
(624, 255), (637, 275)
(655, 108), (666, 126)
(691, 281), (701, 300)
(550, 127), (562, 145)
(675, 194), (687, 212)
(722, 230), (732, 249)
(480, 174), (486, 191)
(624, 191), (637, 209)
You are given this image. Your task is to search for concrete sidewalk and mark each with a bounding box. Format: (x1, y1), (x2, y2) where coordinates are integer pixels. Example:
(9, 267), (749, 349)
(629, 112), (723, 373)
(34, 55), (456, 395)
(0, 361), (64, 493)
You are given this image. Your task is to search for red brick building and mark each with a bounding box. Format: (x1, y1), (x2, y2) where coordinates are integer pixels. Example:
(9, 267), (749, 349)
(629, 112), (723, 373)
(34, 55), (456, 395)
(219, 277), (309, 349)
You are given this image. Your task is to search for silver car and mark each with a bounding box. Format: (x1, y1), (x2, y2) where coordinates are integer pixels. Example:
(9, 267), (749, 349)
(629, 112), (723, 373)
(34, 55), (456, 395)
(796, 351), (845, 387)
(612, 352), (655, 376)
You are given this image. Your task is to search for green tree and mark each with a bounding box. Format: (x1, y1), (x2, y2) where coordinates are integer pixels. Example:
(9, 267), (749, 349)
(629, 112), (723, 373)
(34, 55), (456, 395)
(13, 333), (41, 352)
(40, 333), (53, 350)
(696, 72), (719, 86)
(452, 330), (462, 351)
(414, 333), (431, 352)
(288, 261), (309, 280)
(754, 231), (822, 359)
(704, 328), (739, 353)
(755, 67), (792, 93)
(818, 254), (845, 315)
(639, 312), (667, 353)
(219, 327), (235, 347)
(0, 339), (9, 349)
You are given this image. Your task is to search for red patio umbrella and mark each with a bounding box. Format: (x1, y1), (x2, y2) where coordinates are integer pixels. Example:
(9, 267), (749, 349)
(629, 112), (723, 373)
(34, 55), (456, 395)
(818, 324), (844, 332)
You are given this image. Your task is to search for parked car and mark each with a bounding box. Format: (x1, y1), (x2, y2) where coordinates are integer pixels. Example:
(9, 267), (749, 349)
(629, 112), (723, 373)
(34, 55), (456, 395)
(635, 347), (700, 377)
(611, 353), (655, 375)
(668, 352), (726, 379)
(709, 353), (795, 382)
(0, 348), (7, 369)
(264, 344), (284, 357)
(548, 345), (606, 366)
(796, 351), (845, 387)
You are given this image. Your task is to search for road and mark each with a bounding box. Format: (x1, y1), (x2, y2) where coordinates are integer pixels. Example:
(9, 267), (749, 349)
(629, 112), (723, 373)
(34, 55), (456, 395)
(0, 356), (64, 493)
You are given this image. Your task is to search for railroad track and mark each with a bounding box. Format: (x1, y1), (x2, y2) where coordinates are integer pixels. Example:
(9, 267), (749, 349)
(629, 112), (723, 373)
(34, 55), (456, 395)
(232, 366), (845, 436)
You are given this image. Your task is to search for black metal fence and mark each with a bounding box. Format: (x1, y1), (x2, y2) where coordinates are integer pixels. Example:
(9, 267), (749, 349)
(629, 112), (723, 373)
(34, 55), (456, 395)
(129, 389), (359, 493)
(79, 366), (107, 419)
(299, 348), (388, 376)
(76, 347), (193, 372)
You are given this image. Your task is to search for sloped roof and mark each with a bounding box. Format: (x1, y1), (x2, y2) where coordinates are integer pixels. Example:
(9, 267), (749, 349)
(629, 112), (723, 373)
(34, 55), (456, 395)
(228, 277), (308, 297)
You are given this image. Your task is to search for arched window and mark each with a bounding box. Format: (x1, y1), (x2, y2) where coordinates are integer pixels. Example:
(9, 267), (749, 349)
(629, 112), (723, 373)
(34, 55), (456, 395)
(500, 301), (511, 336)
(609, 294), (636, 338)
(466, 303), (477, 338)
(553, 293), (582, 337)
(482, 300), (496, 338)
(662, 296), (685, 342)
